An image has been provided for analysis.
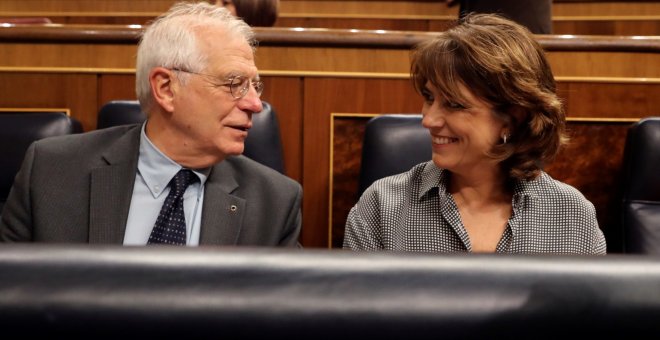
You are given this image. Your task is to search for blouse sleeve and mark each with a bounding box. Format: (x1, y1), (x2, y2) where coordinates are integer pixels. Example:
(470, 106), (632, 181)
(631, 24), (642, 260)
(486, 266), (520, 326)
(343, 187), (384, 250)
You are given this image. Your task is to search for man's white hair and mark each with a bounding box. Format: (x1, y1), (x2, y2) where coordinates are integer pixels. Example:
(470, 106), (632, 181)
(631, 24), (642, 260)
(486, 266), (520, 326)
(135, 1), (255, 112)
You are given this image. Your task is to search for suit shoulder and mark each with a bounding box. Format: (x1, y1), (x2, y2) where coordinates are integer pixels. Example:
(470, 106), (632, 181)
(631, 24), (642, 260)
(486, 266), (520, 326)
(224, 156), (300, 189)
(33, 124), (139, 152)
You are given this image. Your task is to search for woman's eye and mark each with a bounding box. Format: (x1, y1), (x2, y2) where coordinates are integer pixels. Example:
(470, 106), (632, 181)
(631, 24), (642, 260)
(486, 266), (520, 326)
(421, 90), (435, 103)
(445, 101), (466, 110)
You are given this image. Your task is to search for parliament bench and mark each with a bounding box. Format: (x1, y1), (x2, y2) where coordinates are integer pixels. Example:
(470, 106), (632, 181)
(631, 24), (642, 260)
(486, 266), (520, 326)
(0, 244), (659, 337)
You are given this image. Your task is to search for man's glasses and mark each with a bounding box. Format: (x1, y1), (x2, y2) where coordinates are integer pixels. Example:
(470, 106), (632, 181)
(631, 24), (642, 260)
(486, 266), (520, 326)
(171, 68), (264, 99)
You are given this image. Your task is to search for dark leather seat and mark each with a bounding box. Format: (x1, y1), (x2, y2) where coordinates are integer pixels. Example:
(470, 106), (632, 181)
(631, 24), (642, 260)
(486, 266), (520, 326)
(0, 112), (79, 212)
(96, 100), (285, 173)
(358, 114), (431, 196)
(96, 100), (146, 130)
(0, 245), (659, 338)
(621, 117), (660, 254)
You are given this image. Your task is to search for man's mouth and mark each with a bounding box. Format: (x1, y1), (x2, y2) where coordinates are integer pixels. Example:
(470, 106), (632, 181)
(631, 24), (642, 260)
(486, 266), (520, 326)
(229, 125), (249, 132)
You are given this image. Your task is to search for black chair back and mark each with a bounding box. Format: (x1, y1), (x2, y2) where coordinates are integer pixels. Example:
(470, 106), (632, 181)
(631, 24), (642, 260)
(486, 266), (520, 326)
(0, 112), (79, 211)
(96, 100), (285, 173)
(358, 114), (431, 197)
(621, 117), (660, 254)
(97, 100), (146, 129)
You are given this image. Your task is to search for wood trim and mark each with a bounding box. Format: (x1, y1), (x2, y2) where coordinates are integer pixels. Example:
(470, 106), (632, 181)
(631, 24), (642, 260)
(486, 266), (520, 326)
(0, 67), (135, 74)
(3, 67), (660, 85)
(1, 25), (659, 52)
(566, 117), (641, 123)
(0, 107), (71, 116)
(329, 112), (380, 247)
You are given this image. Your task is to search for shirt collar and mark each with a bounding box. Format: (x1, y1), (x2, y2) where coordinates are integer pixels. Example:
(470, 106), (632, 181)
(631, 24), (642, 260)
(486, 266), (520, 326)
(138, 123), (210, 198)
(416, 160), (542, 201)
(512, 172), (544, 200)
(418, 161), (447, 199)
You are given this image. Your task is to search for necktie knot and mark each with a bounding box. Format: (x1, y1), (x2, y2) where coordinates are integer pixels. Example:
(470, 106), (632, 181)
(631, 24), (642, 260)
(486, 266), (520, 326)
(170, 169), (198, 195)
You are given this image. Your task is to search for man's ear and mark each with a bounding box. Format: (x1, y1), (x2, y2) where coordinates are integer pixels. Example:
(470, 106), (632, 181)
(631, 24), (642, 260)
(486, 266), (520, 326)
(150, 67), (176, 113)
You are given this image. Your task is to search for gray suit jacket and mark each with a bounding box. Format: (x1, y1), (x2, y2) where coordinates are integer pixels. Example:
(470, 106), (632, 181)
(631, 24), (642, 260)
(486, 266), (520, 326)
(0, 124), (302, 246)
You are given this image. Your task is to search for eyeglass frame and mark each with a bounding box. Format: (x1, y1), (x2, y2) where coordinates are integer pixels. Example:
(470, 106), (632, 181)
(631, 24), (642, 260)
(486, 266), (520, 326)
(169, 68), (264, 99)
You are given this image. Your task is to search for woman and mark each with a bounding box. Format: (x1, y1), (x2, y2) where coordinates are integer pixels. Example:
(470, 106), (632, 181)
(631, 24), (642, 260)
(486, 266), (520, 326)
(215, 0), (279, 27)
(343, 14), (606, 254)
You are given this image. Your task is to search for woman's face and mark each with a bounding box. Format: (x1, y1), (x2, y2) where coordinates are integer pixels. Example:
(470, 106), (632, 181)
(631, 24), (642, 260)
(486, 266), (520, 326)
(421, 81), (508, 176)
(216, 0), (237, 16)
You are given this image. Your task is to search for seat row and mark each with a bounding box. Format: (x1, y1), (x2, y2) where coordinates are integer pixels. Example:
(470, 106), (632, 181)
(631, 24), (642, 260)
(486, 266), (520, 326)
(2, 108), (659, 253)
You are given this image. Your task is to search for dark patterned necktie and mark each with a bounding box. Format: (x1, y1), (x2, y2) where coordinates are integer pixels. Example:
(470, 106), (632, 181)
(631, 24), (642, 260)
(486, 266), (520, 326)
(147, 169), (198, 245)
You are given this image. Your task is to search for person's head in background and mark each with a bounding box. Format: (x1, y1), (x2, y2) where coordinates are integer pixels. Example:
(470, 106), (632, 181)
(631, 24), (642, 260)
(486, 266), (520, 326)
(136, 2), (263, 168)
(214, 0), (279, 27)
(411, 13), (565, 182)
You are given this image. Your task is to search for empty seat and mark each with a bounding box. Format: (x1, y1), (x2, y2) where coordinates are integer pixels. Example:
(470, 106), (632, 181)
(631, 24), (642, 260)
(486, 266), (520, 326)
(621, 117), (660, 254)
(358, 114), (431, 197)
(96, 100), (285, 173)
(0, 112), (79, 212)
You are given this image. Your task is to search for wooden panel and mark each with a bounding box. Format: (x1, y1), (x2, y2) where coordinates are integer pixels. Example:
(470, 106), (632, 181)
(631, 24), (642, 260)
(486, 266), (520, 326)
(331, 116), (633, 252)
(558, 80), (660, 118)
(98, 74), (136, 106)
(260, 76), (304, 183)
(1, 44), (658, 79)
(0, 0), (175, 12)
(2, 0), (659, 37)
(302, 77), (421, 247)
(280, 1), (453, 16)
(0, 72), (97, 131)
(553, 2), (660, 16)
(553, 19), (660, 35)
(546, 122), (631, 253)
(331, 116), (369, 248)
(0, 43), (136, 69)
(276, 17), (660, 36)
(257, 46), (412, 74)
(276, 17), (432, 31)
(546, 52), (660, 78)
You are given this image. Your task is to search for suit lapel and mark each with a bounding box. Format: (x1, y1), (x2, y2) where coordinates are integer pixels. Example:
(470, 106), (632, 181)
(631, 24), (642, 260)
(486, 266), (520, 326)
(199, 162), (245, 245)
(89, 127), (141, 244)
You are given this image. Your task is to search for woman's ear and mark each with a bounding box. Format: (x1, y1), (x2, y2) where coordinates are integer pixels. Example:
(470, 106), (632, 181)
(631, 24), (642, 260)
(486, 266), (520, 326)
(507, 106), (527, 132)
(149, 67), (176, 113)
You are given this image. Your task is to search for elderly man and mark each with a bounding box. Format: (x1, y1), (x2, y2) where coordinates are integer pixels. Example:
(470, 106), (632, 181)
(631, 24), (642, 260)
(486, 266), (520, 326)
(0, 2), (301, 246)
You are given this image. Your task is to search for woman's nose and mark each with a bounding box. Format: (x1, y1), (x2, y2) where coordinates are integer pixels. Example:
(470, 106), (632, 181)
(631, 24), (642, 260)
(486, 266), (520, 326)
(422, 105), (445, 130)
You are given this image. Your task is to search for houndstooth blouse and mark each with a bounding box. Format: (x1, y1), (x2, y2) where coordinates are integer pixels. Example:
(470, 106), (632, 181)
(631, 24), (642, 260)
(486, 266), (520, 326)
(343, 161), (607, 254)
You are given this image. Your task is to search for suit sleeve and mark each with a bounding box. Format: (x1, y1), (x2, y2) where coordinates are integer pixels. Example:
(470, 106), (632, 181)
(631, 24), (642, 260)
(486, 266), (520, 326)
(278, 182), (302, 247)
(0, 142), (36, 242)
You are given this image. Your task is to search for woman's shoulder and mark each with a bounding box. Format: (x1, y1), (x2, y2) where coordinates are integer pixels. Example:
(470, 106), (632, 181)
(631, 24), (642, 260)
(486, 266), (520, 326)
(365, 161), (440, 197)
(523, 172), (593, 209)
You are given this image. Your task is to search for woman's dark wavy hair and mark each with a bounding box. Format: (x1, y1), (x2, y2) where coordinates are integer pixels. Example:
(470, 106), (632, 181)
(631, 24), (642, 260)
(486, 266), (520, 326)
(410, 13), (567, 181)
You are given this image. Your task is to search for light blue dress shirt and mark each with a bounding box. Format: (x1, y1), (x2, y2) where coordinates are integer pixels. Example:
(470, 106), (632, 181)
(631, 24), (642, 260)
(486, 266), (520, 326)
(123, 123), (209, 246)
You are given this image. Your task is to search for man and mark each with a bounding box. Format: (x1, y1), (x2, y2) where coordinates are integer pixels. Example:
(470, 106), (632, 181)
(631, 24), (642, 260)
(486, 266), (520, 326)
(0, 2), (301, 246)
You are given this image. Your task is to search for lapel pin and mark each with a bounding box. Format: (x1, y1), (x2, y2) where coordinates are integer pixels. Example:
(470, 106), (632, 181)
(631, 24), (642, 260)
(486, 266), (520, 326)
(229, 205), (237, 212)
